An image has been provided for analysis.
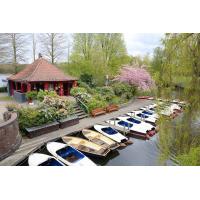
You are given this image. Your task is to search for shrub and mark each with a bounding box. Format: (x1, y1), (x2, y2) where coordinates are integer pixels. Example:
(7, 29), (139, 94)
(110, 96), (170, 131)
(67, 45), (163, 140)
(95, 86), (116, 103)
(6, 103), (20, 111)
(37, 90), (57, 102)
(70, 87), (87, 96)
(78, 81), (96, 94)
(115, 66), (155, 91)
(80, 73), (95, 87)
(112, 82), (137, 99)
(109, 96), (121, 104)
(18, 107), (56, 132)
(0, 87), (7, 93)
(87, 98), (107, 113)
(26, 91), (38, 100)
(70, 87), (91, 103)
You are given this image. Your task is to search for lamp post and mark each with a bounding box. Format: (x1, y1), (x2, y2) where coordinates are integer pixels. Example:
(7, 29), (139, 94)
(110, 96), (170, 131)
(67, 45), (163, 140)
(105, 74), (109, 86)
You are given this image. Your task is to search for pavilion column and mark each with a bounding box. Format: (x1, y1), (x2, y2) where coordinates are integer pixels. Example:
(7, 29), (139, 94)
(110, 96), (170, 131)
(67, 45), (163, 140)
(21, 83), (25, 93)
(10, 81), (14, 96)
(73, 81), (77, 87)
(44, 82), (49, 91)
(15, 82), (18, 91)
(59, 82), (64, 96)
(27, 83), (31, 92)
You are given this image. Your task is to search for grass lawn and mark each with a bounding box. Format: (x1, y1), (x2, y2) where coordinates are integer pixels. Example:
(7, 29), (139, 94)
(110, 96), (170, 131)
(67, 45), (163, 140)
(0, 95), (13, 101)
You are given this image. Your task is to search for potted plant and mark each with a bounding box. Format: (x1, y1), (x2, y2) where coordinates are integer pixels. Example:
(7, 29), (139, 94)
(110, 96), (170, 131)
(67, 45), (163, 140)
(25, 91), (38, 103)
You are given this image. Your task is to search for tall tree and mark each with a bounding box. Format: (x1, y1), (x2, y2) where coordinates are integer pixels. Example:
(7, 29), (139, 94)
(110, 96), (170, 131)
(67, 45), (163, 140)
(71, 33), (95, 61)
(96, 33), (127, 66)
(1, 33), (28, 73)
(69, 33), (129, 85)
(39, 33), (67, 64)
(156, 33), (200, 165)
(32, 33), (37, 62)
(0, 34), (9, 64)
(66, 34), (72, 64)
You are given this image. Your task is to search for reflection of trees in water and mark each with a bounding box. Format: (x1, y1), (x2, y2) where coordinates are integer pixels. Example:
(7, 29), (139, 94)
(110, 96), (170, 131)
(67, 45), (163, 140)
(153, 33), (200, 165)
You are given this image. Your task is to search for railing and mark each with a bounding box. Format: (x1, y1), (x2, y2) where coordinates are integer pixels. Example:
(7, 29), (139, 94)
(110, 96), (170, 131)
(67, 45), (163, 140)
(76, 97), (89, 114)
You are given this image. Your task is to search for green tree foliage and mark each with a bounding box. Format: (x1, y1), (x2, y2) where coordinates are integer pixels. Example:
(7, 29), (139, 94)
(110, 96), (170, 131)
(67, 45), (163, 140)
(177, 147), (200, 166)
(155, 33), (200, 165)
(65, 33), (131, 86)
(80, 73), (95, 87)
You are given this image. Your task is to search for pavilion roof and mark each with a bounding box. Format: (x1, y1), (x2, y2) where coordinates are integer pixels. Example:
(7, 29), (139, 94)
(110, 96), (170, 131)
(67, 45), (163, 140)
(8, 58), (77, 82)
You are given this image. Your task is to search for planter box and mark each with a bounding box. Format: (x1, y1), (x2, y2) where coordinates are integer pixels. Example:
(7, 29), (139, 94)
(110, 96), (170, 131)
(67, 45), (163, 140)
(25, 121), (59, 138)
(58, 115), (79, 129)
(13, 90), (27, 103)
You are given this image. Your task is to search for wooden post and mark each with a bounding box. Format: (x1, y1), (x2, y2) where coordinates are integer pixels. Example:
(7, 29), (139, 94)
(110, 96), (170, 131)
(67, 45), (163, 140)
(15, 82), (18, 91)
(21, 83), (25, 93)
(123, 125), (126, 135)
(27, 83), (31, 92)
(44, 82), (49, 91)
(59, 82), (64, 96)
(73, 81), (77, 87)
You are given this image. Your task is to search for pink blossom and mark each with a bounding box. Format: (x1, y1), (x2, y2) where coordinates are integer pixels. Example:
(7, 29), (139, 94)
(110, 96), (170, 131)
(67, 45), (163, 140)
(115, 67), (155, 91)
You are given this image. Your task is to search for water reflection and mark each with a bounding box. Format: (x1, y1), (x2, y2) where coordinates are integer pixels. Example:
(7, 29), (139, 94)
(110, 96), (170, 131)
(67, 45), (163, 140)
(157, 85), (200, 165)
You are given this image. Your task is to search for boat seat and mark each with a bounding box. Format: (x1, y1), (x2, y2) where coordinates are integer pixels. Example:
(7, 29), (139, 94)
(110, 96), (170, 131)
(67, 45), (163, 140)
(92, 138), (105, 145)
(102, 127), (118, 135)
(78, 144), (96, 153)
(63, 137), (72, 142)
(97, 148), (108, 155)
(79, 140), (86, 145)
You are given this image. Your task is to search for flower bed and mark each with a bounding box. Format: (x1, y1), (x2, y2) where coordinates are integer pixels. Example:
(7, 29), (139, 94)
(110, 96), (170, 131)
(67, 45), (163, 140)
(70, 83), (137, 115)
(17, 93), (77, 137)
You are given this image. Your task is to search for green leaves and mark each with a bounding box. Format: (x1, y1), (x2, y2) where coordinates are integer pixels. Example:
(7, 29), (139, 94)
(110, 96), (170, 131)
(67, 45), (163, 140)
(67, 33), (129, 86)
(25, 91), (38, 100)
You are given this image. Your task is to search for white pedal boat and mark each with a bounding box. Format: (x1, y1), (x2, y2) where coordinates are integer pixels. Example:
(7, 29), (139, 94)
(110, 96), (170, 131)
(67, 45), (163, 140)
(127, 111), (157, 124)
(28, 153), (65, 166)
(159, 103), (182, 116)
(93, 124), (128, 143)
(139, 107), (159, 118)
(107, 118), (156, 137)
(47, 142), (96, 166)
(170, 103), (182, 111)
(117, 116), (156, 136)
(142, 104), (157, 111)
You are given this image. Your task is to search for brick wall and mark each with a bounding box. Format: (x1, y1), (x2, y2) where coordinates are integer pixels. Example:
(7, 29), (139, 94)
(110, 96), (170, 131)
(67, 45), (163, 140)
(0, 112), (22, 161)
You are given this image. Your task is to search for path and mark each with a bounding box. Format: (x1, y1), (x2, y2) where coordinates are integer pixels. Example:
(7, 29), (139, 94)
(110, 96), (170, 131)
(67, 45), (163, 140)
(0, 99), (153, 166)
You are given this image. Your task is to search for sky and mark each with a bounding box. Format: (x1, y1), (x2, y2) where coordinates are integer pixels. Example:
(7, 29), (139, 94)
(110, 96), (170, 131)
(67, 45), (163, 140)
(123, 33), (164, 57)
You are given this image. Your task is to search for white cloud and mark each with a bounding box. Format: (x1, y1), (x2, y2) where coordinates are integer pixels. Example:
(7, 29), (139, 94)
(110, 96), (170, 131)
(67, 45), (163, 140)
(123, 33), (164, 57)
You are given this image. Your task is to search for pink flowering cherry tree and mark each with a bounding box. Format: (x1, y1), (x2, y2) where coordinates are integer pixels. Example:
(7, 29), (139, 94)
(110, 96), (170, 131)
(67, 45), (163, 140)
(115, 66), (155, 91)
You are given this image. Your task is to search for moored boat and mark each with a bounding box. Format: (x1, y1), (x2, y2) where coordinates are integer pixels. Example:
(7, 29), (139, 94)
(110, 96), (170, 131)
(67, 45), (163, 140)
(28, 153), (65, 166)
(94, 124), (128, 143)
(47, 142), (96, 166)
(107, 119), (151, 139)
(117, 116), (156, 136)
(127, 111), (157, 124)
(139, 108), (159, 118)
(82, 129), (120, 150)
(62, 136), (110, 157)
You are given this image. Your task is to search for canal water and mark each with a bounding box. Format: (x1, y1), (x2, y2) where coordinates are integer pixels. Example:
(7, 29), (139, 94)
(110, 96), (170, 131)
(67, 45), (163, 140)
(91, 134), (174, 166)
(0, 74), (9, 87)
